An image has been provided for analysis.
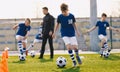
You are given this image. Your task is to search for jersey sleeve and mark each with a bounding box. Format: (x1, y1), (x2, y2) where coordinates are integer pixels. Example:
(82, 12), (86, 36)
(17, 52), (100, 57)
(106, 22), (110, 27)
(72, 15), (76, 23)
(18, 23), (23, 27)
(57, 16), (60, 24)
(95, 21), (99, 27)
(28, 26), (31, 31)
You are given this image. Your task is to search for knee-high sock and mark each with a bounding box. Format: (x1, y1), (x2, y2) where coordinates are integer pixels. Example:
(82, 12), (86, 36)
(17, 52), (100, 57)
(23, 48), (26, 53)
(104, 42), (108, 49)
(74, 49), (82, 63)
(17, 41), (23, 54)
(74, 49), (79, 56)
(68, 50), (76, 62)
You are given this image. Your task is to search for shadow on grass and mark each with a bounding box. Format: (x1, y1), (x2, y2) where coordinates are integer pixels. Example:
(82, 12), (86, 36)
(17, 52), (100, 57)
(103, 54), (120, 61)
(62, 66), (80, 72)
(12, 60), (26, 64)
(39, 58), (53, 63)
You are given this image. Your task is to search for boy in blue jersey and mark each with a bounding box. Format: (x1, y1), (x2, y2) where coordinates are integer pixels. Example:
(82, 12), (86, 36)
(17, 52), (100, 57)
(87, 13), (119, 57)
(53, 3), (82, 67)
(27, 26), (42, 51)
(13, 18), (31, 57)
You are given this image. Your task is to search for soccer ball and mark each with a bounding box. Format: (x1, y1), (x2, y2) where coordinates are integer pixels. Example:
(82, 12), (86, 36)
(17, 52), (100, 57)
(103, 51), (110, 58)
(56, 56), (66, 68)
(30, 50), (36, 58)
(19, 54), (26, 61)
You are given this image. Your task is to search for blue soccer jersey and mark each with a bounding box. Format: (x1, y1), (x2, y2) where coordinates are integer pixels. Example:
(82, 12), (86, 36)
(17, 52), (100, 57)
(35, 34), (42, 40)
(35, 27), (42, 40)
(57, 13), (76, 37)
(38, 26), (42, 34)
(96, 21), (109, 36)
(16, 23), (31, 36)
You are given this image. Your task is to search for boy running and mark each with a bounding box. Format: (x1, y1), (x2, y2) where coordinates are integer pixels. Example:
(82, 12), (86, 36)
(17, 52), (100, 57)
(52, 3), (82, 67)
(27, 26), (42, 51)
(13, 18), (31, 58)
(87, 13), (119, 57)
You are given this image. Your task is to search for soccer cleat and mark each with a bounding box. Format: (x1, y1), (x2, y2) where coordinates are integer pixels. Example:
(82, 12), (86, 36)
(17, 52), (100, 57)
(76, 56), (82, 65)
(72, 60), (77, 67)
(100, 54), (103, 57)
(108, 49), (111, 52)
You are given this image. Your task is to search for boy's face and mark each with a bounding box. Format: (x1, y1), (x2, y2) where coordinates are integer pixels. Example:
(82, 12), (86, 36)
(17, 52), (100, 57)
(101, 16), (106, 21)
(42, 9), (48, 15)
(25, 20), (30, 26)
(62, 10), (68, 16)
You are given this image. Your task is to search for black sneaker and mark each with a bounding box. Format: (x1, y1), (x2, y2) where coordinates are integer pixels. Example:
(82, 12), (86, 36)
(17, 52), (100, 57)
(38, 56), (43, 59)
(108, 49), (111, 52)
(73, 60), (77, 67)
(100, 54), (103, 57)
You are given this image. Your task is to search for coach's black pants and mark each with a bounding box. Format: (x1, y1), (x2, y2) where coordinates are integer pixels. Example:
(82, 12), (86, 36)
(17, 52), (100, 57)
(40, 34), (54, 58)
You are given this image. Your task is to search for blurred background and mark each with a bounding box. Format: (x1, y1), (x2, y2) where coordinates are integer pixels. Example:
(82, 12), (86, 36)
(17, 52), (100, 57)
(0, 0), (120, 51)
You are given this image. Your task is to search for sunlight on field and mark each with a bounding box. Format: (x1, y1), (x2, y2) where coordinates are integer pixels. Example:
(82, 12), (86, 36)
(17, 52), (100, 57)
(3, 53), (120, 72)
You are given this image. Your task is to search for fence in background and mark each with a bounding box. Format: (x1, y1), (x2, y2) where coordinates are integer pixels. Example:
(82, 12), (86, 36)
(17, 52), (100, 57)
(0, 17), (120, 51)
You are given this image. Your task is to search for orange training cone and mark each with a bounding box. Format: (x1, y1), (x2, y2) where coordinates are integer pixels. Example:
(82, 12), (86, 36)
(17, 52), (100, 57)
(1, 52), (8, 72)
(0, 64), (4, 72)
(4, 47), (9, 59)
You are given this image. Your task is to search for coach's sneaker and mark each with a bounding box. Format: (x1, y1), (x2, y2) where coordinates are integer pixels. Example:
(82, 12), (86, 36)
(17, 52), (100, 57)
(76, 56), (82, 65)
(72, 60), (77, 67)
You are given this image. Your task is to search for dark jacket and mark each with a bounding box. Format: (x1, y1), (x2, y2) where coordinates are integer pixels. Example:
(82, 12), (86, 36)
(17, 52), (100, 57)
(42, 13), (55, 35)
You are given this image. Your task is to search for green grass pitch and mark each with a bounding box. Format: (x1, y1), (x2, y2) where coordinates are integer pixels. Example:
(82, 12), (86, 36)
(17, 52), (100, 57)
(3, 53), (120, 72)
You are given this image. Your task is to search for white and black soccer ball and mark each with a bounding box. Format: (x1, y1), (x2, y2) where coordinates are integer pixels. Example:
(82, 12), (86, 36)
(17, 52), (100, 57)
(56, 56), (67, 68)
(19, 54), (26, 61)
(103, 51), (110, 58)
(30, 50), (36, 58)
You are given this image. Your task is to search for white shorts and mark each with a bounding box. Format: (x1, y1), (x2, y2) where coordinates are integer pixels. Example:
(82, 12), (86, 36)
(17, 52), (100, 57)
(16, 35), (27, 43)
(98, 34), (107, 41)
(34, 39), (42, 43)
(62, 36), (78, 45)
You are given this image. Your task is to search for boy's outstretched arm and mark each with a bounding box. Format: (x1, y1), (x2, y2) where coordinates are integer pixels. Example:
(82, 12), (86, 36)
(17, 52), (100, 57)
(87, 26), (97, 33)
(52, 23), (59, 38)
(13, 24), (19, 30)
(108, 26), (120, 32)
(73, 23), (80, 37)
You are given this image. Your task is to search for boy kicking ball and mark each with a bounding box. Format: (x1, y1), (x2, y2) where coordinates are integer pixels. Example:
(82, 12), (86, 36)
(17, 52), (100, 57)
(13, 18), (31, 60)
(53, 3), (82, 67)
(87, 13), (119, 57)
(27, 26), (42, 51)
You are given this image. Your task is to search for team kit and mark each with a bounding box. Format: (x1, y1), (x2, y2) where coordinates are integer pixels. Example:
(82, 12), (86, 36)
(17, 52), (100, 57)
(12, 3), (119, 67)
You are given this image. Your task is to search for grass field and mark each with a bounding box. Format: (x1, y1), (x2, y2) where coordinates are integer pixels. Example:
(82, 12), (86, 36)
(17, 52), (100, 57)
(3, 53), (120, 72)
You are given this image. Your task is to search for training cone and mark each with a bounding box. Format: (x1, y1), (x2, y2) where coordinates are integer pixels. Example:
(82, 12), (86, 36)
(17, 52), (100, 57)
(0, 64), (4, 72)
(4, 47), (9, 59)
(0, 47), (9, 72)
